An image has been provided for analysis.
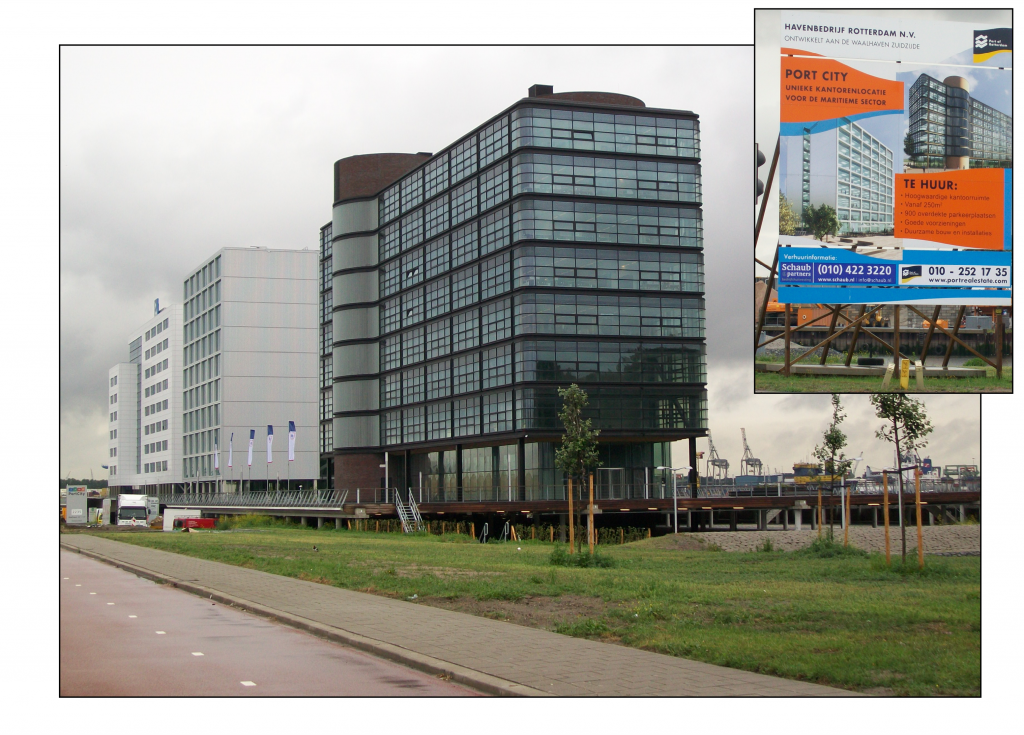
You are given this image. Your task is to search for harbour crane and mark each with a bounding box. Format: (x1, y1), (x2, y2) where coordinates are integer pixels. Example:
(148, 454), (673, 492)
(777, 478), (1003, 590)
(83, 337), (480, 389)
(740, 428), (763, 476)
(706, 433), (730, 480)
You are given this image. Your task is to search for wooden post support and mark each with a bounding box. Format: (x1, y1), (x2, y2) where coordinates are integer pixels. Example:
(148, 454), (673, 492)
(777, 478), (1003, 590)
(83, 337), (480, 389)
(996, 312), (1004, 379)
(919, 305), (942, 362)
(588, 473), (595, 555)
(568, 477), (575, 554)
(915, 469), (924, 570)
(550, 526), (554, 543)
(532, 525), (535, 540)
(893, 305), (901, 366)
(914, 360), (924, 389)
(820, 307), (841, 365)
(845, 305), (867, 366)
(942, 306), (967, 368)
(883, 472), (891, 566)
(817, 485), (822, 539)
(783, 303), (792, 376)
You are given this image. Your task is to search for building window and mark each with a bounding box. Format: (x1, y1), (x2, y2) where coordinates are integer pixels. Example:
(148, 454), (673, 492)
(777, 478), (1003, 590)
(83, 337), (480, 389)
(425, 235), (450, 279)
(452, 353), (478, 395)
(453, 396), (480, 437)
(427, 401), (451, 440)
(400, 169), (423, 213)
(426, 360), (450, 399)
(403, 327), (425, 366)
(479, 116), (509, 167)
(383, 411), (402, 446)
(424, 197), (448, 240)
(479, 206), (510, 255)
(452, 309), (479, 352)
(482, 391), (513, 433)
(403, 366), (425, 404)
(424, 153), (449, 200)
(512, 199), (702, 248)
(382, 372), (402, 408)
(426, 319), (451, 359)
(481, 298), (512, 343)
(402, 288), (424, 327)
(451, 221), (478, 267)
(514, 245), (703, 293)
(482, 344), (512, 388)
(512, 153), (701, 204)
(381, 297), (401, 334)
(451, 136), (478, 184)
(381, 335), (401, 371)
(514, 292), (705, 338)
(425, 278), (450, 319)
(400, 209), (424, 251)
(380, 184), (401, 224)
(450, 179), (478, 227)
(381, 259), (401, 297)
(480, 252), (509, 299)
(380, 222), (401, 261)
(451, 266), (478, 310)
(401, 248), (424, 287)
(479, 161), (510, 211)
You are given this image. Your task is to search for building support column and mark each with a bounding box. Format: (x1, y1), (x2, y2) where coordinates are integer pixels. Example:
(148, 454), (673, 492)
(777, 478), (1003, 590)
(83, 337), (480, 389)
(518, 437), (526, 502)
(729, 511), (737, 532)
(782, 509), (789, 530)
(456, 444), (463, 503)
(688, 437), (698, 498)
(335, 518), (341, 530)
(317, 517), (324, 529)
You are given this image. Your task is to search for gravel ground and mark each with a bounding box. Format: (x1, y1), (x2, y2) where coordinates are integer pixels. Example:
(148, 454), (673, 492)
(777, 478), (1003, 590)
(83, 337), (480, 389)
(692, 524), (979, 554)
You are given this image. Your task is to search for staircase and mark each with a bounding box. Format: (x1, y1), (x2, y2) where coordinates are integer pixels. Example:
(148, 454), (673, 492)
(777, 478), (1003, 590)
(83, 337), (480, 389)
(395, 490), (424, 533)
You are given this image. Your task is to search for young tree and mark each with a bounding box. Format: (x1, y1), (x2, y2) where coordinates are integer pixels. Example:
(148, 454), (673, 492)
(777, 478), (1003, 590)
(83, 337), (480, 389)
(812, 394), (854, 537)
(870, 394), (933, 561)
(802, 203), (841, 242)
(903, 130), (915, 158)
(554, 384), (601, 553)
(779, 194), (799, 236)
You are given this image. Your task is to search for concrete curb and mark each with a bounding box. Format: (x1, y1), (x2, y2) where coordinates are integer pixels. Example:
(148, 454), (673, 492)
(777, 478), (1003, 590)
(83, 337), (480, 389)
(60, 541), (548, 697)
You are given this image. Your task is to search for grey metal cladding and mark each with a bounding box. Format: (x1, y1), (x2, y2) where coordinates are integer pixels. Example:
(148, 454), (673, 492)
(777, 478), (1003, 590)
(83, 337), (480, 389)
(334, 414), (380, 448)
(333, 200), (378, 238)
(334, 342), (378, 377)
(332, 234), (378, 271)
(333, 306), (379, 341)
(223, 325), (317, 354)
(222, 277), (317, 305)
(223, 301), (317, 329)
(333, 378), (379, 412)
(222, 350), (317, 378)
(333, 270), (378, 304)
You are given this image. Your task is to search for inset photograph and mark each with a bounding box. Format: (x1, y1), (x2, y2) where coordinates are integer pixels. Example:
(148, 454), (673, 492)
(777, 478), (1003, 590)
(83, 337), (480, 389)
(755, 8), (1012, 393)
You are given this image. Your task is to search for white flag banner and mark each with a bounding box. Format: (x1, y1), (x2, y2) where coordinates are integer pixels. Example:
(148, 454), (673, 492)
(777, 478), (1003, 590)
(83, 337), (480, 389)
(247, 430), (255, 466)
(288, 421), (296, 462)
(214, 441), (219, 470)
(228, 433), (233, 468)
(267, 424), (274, 463)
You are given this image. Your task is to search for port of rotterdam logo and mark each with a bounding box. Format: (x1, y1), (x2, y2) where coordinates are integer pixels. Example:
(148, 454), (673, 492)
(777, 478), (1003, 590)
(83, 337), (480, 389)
(901, 265), (922, 284)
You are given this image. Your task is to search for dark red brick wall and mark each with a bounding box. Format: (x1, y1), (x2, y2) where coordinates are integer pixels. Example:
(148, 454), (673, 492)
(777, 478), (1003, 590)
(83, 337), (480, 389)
(333, 153), (431, 204)
(542, 91), (645, 108)
(334, 453), (383, 491)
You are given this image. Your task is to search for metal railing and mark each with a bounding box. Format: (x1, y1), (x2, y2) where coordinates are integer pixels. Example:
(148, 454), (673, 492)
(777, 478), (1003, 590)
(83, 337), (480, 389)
(158, 490), (348, 508)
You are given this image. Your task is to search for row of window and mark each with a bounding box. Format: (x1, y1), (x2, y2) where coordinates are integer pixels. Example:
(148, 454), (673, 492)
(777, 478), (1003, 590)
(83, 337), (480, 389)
(320, 356), (333, 390)
(511, 107), (700, 159)
(109, 375), (118, 387)
(145, 399), (168, 417)
(185, 378), (219, 412)
(146, 318), (170, 342)
(185, 303), (220, 349)
(185, 420), (219, 457)
(144, 419), (168, 436)
(108, 447), (117, 457)
(378, 293), (704, 370)
(184, 355), (219, 390)
(109, 393), (117, 405)
(379, 158), (703, 264)
(512, 154), (700, 204)
(184, 255), (221, 300)
(379, 340), (706, 409)
(320, 223), (333, 260)
(145, 338), (169, 361)
(145, 358), (169, 380)
(514, 246), (703, 293)
(512, 200), (702, 248)
(320, 421), (333, 454)
(109, 410), (118, 423)
(144, 461), (168, 474)
(379, 106), (699, 227)
(145, 440), (168, 455)
(185, 328), (220, 368)
(381, 385), (708, 445)
(109, 429), (118, 439)
(184, 454), (217, 479)
(145, 379), (169, 398)
(380, 299), (511, 371)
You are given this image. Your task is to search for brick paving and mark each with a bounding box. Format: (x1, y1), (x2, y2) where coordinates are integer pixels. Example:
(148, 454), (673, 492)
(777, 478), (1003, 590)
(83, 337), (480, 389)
(694, 524), (980, 554)
(60, 534), (854, 697)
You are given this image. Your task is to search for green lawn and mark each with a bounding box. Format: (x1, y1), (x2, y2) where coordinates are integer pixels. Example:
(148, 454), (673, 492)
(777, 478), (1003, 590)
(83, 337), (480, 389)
(95, 526), (980, 696)
(755, 366), (1010, 393)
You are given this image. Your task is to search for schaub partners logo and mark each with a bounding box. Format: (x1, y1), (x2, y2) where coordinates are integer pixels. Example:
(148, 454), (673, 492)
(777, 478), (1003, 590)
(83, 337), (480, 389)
(973, 28), (1012, 63)
(901, 265), (922, 283)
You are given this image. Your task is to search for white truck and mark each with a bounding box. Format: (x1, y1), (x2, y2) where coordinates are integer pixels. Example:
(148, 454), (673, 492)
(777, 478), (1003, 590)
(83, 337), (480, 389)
(117, 494), (150, 527)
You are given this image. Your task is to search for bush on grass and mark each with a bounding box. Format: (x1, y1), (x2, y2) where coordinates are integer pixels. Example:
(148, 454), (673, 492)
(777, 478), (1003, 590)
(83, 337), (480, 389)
(796, 529), (868, 558)
(216, 514), (291, 530)
(549, 545), (616, 568)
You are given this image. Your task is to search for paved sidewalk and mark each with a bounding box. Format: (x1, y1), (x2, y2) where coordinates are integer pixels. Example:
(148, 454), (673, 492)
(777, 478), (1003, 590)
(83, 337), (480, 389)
(60, 534), (855, 697)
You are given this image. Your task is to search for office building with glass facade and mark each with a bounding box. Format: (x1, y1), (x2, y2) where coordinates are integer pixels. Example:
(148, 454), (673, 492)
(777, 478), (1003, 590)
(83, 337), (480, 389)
(907, 73), (1012, 170)
(328, 86), (707, 506)
(783, 118), (894, 236)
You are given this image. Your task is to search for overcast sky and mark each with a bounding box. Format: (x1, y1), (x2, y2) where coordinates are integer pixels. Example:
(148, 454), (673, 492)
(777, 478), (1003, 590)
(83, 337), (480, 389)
(57, 43), (982, 480)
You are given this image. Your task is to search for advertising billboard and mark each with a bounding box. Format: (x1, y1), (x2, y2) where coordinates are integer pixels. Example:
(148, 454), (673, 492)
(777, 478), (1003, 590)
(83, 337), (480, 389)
(776, 11), (1011, 305)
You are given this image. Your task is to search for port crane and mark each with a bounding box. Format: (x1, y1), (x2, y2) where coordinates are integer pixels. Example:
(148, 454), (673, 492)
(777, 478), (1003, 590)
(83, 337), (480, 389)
(705, 433), (730, 480)
(740, 428), (763, 476)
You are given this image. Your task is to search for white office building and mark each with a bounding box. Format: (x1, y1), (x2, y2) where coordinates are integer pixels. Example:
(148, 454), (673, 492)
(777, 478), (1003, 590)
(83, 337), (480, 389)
(108, 301), (184, 493)
(782, 117), (895, 235)
(181, 247), (319, 491)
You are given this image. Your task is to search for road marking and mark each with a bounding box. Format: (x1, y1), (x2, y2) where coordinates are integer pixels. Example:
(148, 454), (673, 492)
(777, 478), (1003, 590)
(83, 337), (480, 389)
(192, 652), (204, 656)
(129, 615), (137, 619)
(155, 631), (166, 635)
(240, 681), (256, 687)
(89, 592), (96, 595)
(107, 602), (115, 606)
(75, 584), (81, 587)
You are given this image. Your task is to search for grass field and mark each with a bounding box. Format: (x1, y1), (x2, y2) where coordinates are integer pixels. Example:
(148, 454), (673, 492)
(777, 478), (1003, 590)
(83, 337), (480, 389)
(96, 526), (980, 696)
(755, 366), (1010, 393)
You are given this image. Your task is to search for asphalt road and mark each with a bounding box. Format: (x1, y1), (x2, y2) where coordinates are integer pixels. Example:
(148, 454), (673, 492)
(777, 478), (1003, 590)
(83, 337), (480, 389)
(60, 549), (477, 696)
